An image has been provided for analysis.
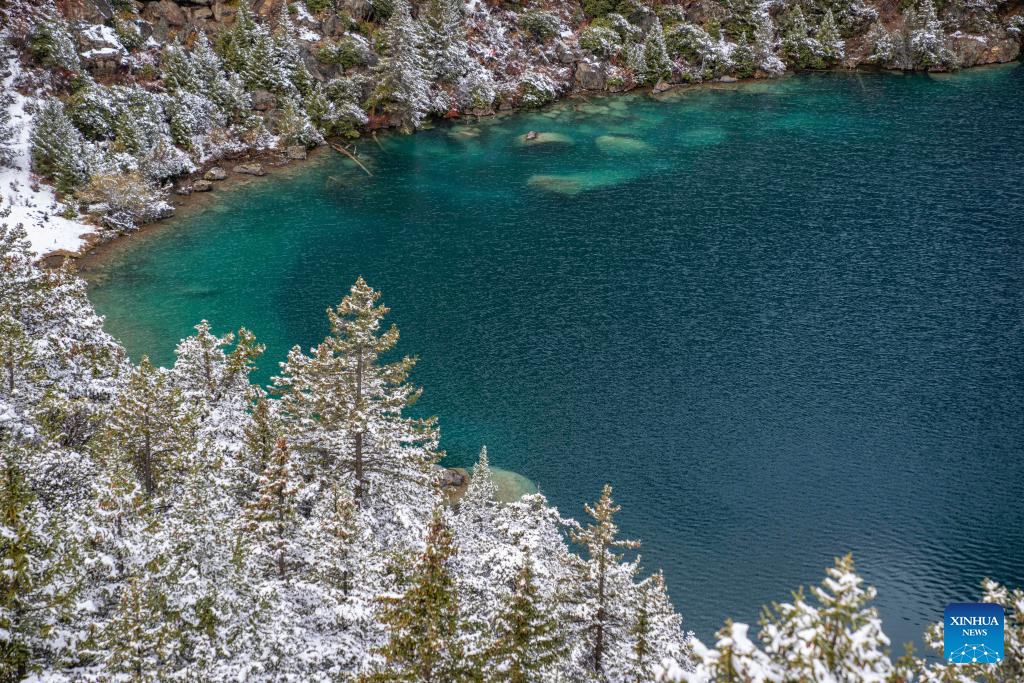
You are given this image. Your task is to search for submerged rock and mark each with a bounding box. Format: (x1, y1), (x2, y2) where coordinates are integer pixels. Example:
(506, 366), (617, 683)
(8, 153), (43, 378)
(519, 131), (574, 146)
(233, 163), (266, 176)
(286, 145), (308, 160)
(192, 180), (213, 192)
(595, 134), (650, 153)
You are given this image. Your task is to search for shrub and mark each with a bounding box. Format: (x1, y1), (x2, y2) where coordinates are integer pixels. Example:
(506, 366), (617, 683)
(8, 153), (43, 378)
(518, 10), (561, 42)
(579, 25), (622, 58)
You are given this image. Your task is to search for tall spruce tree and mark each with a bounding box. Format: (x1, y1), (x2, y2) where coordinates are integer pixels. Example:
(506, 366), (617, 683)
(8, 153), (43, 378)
(571, 485), (640, 676)
(29, 99), (91, 195)
(94, 357), (197, 500)
(241, 438), (304, 581)
(374, 509), (466, 682)
(272, 278), (440, 533)
(0, 441), (76, 679)
(485, 554), (566, 682)
(368, 0), (431, 130)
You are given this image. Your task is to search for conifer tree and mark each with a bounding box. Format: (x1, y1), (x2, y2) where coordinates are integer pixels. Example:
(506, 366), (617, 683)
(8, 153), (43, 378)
(759, 554), (892, 681)
(0, 442), (75, 680)
(374, 508), (466, 682)
(0, 86), (15, 169)
(460, 446), (498, 524)
(642, 19), (673, 85)
(817, 9), (844, 63)
(753, 9), (785, 75)
(102, 573), (175, 681)
(571, 484), (640, 676)
(0, 314), (35, 397)
(30, 99), (91, 195)
(94, 357), (197, 500)
(423, 0), (472, 85)
(242, 438), (304, 581)
(485, 554), (566, 682)
(781, 7), (823, 69)
(732, 32), (757, 79)
(272, 278), (440, 527)
(368, 0), (432, 131)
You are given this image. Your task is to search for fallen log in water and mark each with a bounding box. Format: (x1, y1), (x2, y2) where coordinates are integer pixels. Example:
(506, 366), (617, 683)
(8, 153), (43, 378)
(330, 142), (373, 176)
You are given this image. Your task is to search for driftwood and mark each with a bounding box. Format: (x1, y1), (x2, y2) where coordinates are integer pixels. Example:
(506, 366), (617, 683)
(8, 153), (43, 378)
(330, 142), (373, 176)
(372, 131), (385, 151)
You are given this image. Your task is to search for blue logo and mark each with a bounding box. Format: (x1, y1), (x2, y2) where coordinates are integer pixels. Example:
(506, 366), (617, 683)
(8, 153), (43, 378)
(944, 603), (1004, 664)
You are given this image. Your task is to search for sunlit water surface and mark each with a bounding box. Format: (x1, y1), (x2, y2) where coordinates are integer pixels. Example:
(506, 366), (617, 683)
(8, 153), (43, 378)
(86, 67), (1024, 649)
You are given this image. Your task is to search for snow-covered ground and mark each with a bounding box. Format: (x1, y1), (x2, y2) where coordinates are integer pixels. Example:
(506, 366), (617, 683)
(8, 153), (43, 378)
(2, 55), (90, 257)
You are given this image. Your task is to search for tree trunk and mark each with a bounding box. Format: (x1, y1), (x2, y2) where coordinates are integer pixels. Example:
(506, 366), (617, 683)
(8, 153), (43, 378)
(595, 550), (607, 673)
(353, 346), (365, 503)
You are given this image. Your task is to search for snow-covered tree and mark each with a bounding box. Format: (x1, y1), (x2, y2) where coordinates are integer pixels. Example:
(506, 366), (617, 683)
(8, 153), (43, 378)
(241, 438), (304, 581)
(753, 9), (786, 75)
(643, 19), (673, 85)
(817, 9), (845, 64)
(423, 0), (473, 85)
(30, 99), (92, 195)
(93, 357), (197, 500)
(272, 277), (441, 544)
(759, 554), (893, 681)
(571, 484), (641, 676)
(484, 553), (566, 682)
(374, 508), (466, 681)
(0, 440), (77, 679)
(368, 0), (431, 130)
(0, 85), (15, 169)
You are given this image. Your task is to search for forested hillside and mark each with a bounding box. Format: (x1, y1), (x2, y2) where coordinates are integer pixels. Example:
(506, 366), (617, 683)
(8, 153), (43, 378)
(1, 220), (1023, 680)
(0, 0), (1021, 248)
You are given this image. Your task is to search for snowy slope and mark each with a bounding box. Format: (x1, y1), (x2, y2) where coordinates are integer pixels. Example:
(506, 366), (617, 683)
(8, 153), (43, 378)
(1, 55), (90, 257)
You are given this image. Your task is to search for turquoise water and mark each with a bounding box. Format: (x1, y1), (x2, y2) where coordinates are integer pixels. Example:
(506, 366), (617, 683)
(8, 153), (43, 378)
(86, 67), (1024, 649)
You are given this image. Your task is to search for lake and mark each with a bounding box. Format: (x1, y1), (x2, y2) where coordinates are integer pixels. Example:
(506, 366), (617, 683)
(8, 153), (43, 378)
(85, 66), (1024, 649)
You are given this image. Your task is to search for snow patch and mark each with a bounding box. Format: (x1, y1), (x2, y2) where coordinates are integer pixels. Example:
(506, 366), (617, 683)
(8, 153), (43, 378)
(1, 56), (91, 256)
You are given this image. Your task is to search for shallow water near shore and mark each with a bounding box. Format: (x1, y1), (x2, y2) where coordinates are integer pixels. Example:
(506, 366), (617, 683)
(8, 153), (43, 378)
(85, 67), (1024, 648)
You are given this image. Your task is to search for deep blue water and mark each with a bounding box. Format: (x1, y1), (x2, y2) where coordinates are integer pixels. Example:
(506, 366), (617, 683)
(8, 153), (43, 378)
(86, 67), (1024, 649)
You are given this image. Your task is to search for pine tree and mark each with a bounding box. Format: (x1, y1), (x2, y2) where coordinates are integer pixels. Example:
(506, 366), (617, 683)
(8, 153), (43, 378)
(571, 485), (640, 676)
(485, 554), (566, 682)
(94, 357), (197, 500)
(102, 573), (175, 681)
(642, 19), (673, 85)
(237, 395), (279, 503)
(374, 508), (466, 682)
(817, 9), (844, 63)
(423, 0), (472, 85)
(0, 442), (75, 679)
(272, 278), (440, 527)
(460, 446), (498, 522)
(0, 85), (15, 169)
(732, 32), (757, 79)
(30, 99), (91, 195)
(781, 7), (823, 70)
(0, 314), (35, 397)
(241, 438), (303, 581)
(368, 0), (431, 131)
(752, 9), (785, 75)
(759, 554), (893, 681)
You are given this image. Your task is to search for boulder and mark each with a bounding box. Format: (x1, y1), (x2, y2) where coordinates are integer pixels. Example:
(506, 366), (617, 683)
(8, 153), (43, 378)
(575, 61), (607, 91)
(286, 145), (308, 160)
(652, 79), (675, 93)
(203, 166), (227, 181)
(142, 0), (187, 27)
(439, 468), (468, 489)
(175, 185), (193, 196)
(251, 89), (276, 111)
(192, 179), (213, 192)
(212, 1), (237, 23)
(233, 163), (266, 176)
(952, 34), (1020, 68)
